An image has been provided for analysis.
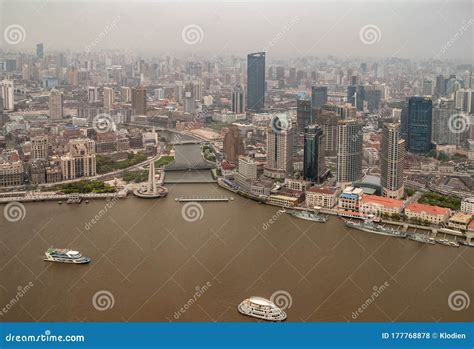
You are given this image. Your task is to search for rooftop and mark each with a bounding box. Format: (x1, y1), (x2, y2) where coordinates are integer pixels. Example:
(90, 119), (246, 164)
(406, 202), (450, 216)
(360, 195), (404, 209)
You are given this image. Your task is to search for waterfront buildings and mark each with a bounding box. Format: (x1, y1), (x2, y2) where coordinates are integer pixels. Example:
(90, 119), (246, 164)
(405, 96), (433, 153)
(303, 125), (327, 184)
(0, 159), (23, 187)
(305, 186), (338, 208)
(49, 88), (64, 120)
(404, 202), (450, 224)
(247, 52), (265, 112)
(60, 138), (97, 180)
(359, 195), (404, 216)
(380, 123), (405, 199)
(461, 197), (474, 214)
(336, 119), (363, 188)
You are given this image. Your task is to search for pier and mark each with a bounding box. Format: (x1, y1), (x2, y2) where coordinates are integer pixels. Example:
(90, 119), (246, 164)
(175, 196), (233, 203)
(0, 191), (127, 204)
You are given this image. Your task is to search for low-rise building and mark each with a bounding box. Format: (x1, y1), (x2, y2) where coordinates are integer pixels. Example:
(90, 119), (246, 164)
(0, 160), (23, 187)
(337, 187), (363, 211)
(305, 186), (339, 208)
(461, 197), (474, 215)
(267, 194), (301, 207)
(447, 212), (472, 231)
(359, 195), (404, 217)
(404, 203), (450, 224)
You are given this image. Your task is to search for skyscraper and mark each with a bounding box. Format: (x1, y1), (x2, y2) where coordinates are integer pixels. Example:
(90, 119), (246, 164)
(1, 80), (14, 111)
(223, 125), (245, 163)
(381, 123), (405, 199)
(246, 52), (265, 112)
(303, 125), (327, 184)
(132, 86), (147, 115)
(405, 96), (433, 153)
(49, 88), (63, 120)
(103, 87), (114, 108)
(311, 86), (328, 110)
(231, 85), (245, 113)
(36, 43), (44, 59)
(432, 99), (461, 145)
(121, 86), (132, 102)
(264, 114), (293, 179)
(296, 95), (312, 133)
(336, 119), (363, 187)
(314, 106), (341, 156)
(88, 86), (99, 103)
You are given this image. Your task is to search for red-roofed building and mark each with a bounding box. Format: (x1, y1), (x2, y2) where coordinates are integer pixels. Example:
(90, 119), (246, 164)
(405, 203), (450, 224)
(305, 186), (340, 208)
(359, 195), (404, 216)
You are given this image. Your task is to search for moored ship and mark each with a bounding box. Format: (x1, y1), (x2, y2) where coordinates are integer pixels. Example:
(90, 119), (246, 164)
(44, 248), (91, 264)
(287, 209), (328, 223)
(238, 297), (287, 321)
(344, 218), (407, 238)
(435, 238), (460, 248)
(407, 233), (435, 244)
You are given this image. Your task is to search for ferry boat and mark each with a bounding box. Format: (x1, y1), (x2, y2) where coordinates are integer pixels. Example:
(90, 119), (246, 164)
(238, 297), (287, 322)
(435, 238), (460, 248)
(407, 233), (435, 244)
(287, 210), (328, 223)
(344, 217), (407, 238)
(44, 248), (91, 264)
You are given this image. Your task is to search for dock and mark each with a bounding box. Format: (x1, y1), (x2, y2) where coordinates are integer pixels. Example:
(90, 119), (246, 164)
(175, 196), (233, 202)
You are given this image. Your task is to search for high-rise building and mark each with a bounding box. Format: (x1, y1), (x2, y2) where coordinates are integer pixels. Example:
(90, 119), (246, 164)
(103, 87), (114, 108)
(31, 136), (49, 160)
(36, 43), (44, 59)
(60, 138), (96, 180)
(231, 85), (245, 114)
(264, 114), (293, 179)
(247, 52), (265, 112)
(422, 80), (433, 96)
(432, 99), (463, 146)
(121, 86), (132, 102)
(132, 86), (147, 115)
(381, 123), (405, 199)
(311, 86), (328, 110)
(435, 75), (446, 97)
(303, 125), (327, 184)
(405, 96), (433, 154)
(0, 96), (4, 128)
(336, 119), (363, 187)
(1, 80), (14, 111)
(223, 125), (245, 163)
(314, 106), (341, 156)
(49, 88), (63, 120)
(237, 156), (257, 180)
(276, 66), (285, 80)
(87, 86), (99, 103)
(296, 95), (312, 133)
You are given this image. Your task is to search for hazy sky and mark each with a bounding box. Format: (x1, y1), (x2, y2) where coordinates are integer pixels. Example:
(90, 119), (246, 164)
(1, 0), (473, 61)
